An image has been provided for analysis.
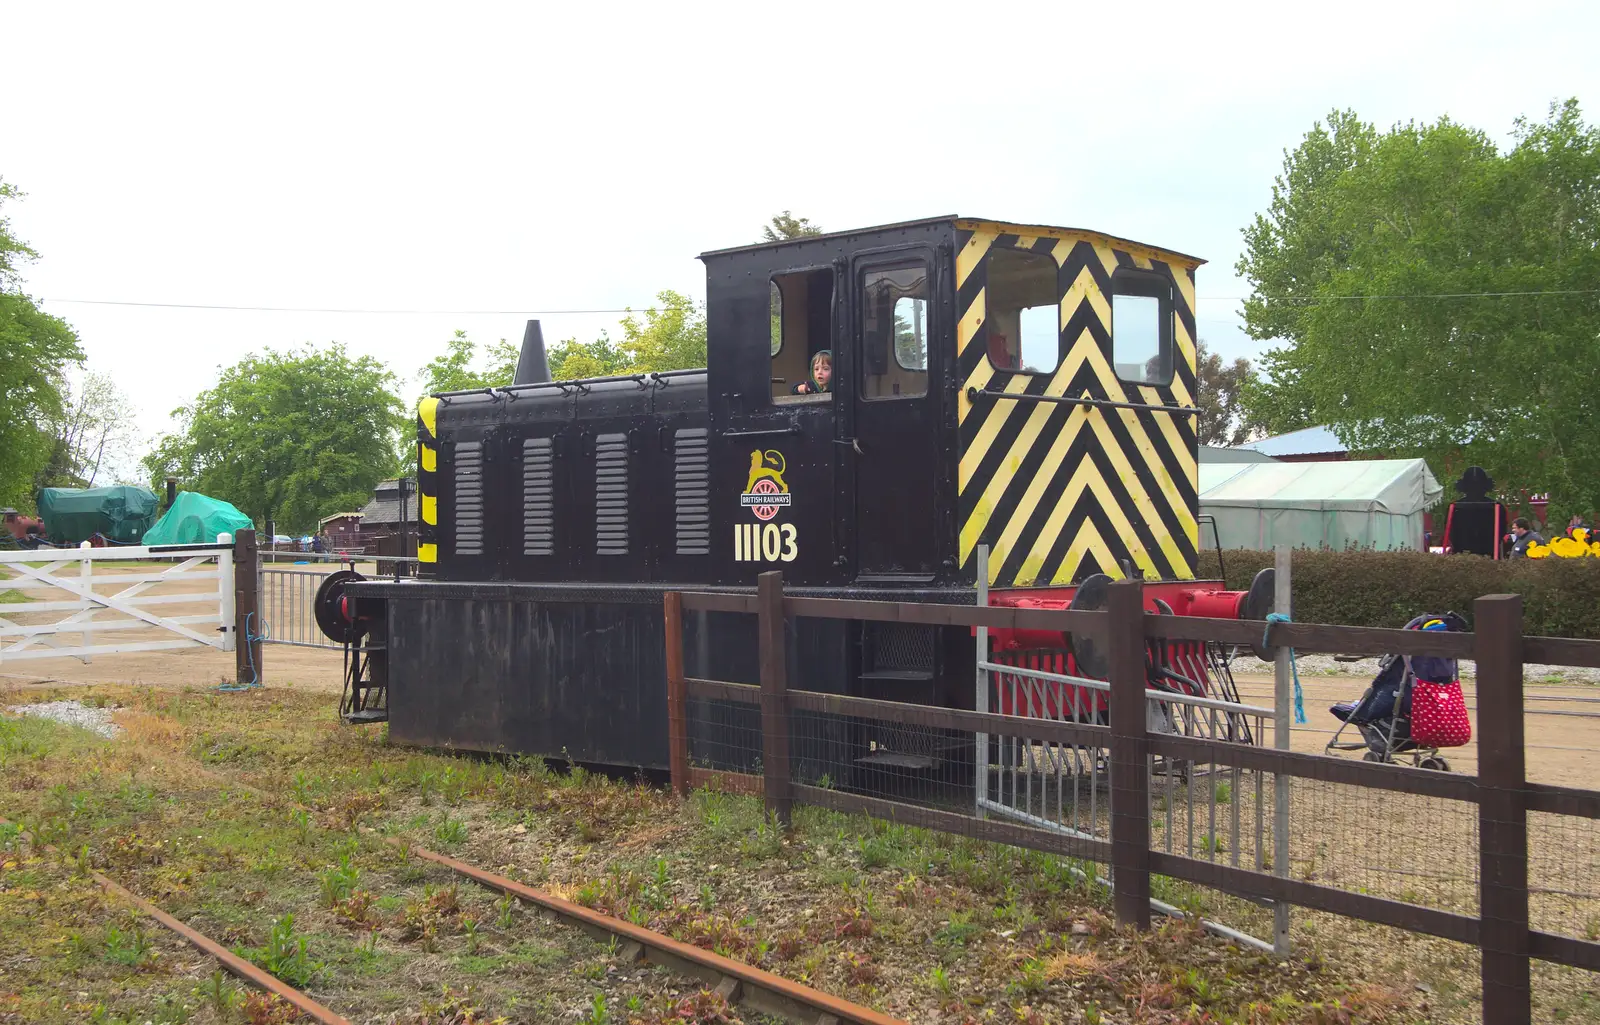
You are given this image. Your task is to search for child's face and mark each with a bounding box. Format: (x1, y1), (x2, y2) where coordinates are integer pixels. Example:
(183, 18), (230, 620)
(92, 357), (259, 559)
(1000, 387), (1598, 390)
(813, 358), (832, 386)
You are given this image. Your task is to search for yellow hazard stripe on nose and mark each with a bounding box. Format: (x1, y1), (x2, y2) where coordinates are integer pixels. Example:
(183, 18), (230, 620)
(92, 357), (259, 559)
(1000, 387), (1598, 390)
(418, 542), (437, 563)
(421, 494), (436, 526)
(418, 397), (439, 438)
(420, 442), (436, 473)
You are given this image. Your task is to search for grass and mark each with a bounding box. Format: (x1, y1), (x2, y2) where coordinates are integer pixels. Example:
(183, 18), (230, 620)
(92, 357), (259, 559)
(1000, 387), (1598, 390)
(5, 683), (1589, 1023)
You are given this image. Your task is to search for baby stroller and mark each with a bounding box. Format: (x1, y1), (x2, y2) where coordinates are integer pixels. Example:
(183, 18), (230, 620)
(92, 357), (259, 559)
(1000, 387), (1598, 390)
(1326, 613), (1471, 770)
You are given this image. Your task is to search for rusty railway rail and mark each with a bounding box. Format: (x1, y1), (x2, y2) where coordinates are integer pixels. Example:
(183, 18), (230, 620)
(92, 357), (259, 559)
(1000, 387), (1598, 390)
(395, 840), (904, 1025)
(10, 754), (908, 1025)
(0, 817), (351, 1023)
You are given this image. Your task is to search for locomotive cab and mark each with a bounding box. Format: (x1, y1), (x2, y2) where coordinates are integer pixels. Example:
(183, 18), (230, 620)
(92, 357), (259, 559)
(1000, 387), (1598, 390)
(696, 216), (1204, 594)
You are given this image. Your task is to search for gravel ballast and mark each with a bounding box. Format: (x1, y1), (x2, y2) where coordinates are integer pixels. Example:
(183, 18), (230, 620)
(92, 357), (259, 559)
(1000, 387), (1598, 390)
(1231, 652), (1600, 685)
(5, 699), (123, 738)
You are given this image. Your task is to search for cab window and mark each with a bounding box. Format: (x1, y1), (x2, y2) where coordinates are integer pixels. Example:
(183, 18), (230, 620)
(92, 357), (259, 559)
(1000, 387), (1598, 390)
(985, 248), (1058, 373)
(1111, 271), (1174, 386)
(770, 269), (834, 404)
(860, 264), (929, 399)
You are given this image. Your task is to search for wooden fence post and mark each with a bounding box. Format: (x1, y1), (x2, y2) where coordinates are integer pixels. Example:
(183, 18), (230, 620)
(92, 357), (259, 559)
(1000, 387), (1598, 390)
(1476, 593), (1530, 1023)
(1107, 575), (1150, 931)
(664, 591), (689, 797)
(757, 571), (792, 826)
(234, 528), (262, 687)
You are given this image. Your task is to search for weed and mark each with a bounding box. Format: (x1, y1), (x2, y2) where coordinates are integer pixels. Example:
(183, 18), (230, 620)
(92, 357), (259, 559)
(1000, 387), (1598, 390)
(256, 913), (323, 988)
(857, 834), (894, 870)
(290, 770), (315, 805)
(435, 813), (468, 846)
(1213, 780), (1233, 804)
(1011, 957), (1048, 996)
(242, 992), (300, 1024)
(926, 965), (955, 996)
(1177, 967), (1217, 1004)
(832, 904), (874, 940)
(102, 923), (154, 966)
(773, 929), (808, 961)
(334, 890), (377, 928)
(660, 989), (741, 1024)
(935, 911), (981, 947)
(840, 950), (878, 986)
(200, 970), (237, 1016)
(698, 882), (714, 911)
(319, 854), (360, 907)
(496, 892), (517, 929)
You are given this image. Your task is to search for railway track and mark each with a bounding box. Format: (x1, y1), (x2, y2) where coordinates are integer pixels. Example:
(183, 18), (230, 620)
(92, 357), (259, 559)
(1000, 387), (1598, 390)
(4, 764), (907, 1025)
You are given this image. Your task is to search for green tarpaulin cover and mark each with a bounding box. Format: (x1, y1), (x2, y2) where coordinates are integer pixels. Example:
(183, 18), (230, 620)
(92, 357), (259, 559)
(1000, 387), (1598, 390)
(36, 486), (160, 544)
(142, 492), (254, 546)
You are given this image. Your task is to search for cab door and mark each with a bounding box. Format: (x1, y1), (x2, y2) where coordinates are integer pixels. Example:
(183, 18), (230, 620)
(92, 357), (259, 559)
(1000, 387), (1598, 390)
(845, 250), (939, 579)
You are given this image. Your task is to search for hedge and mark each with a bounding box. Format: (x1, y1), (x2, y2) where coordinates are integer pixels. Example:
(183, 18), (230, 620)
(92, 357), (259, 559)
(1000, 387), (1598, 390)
(1198, 548), (1600, 640)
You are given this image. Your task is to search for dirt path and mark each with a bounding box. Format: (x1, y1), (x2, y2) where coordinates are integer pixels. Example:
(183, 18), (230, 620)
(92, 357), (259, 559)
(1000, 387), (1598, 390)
(0, 644), (346, 693)
(1233, 673), (1599, 788)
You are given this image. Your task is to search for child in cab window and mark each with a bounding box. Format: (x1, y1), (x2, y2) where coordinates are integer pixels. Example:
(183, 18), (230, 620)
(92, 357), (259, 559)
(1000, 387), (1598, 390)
(792, 350), (832, 394)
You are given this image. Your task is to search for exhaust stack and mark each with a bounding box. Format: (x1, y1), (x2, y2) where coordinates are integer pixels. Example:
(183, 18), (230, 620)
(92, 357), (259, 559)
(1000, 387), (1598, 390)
(513, 320), (552, 385)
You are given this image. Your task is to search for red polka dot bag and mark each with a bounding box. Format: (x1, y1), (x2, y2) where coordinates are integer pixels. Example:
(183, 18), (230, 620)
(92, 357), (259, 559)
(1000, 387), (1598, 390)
(1406, 621), (1472, 749)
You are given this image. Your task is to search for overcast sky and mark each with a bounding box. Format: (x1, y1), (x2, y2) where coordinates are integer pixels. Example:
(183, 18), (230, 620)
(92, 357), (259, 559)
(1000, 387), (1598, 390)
(6, 1), (1599, 469)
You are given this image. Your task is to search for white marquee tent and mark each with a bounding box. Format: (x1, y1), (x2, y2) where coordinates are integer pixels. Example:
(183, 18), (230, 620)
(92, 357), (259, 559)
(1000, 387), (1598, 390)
(1198, 458), (1442, 551)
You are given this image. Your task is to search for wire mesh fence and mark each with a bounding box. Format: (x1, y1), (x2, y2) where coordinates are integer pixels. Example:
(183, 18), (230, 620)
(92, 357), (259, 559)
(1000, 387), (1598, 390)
(1529, 810), (1600, 942)
(668, 577), (1600, 1015)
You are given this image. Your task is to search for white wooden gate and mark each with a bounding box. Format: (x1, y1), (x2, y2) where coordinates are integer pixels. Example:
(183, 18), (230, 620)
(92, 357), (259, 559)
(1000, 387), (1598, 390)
(0, 539), (236, 665)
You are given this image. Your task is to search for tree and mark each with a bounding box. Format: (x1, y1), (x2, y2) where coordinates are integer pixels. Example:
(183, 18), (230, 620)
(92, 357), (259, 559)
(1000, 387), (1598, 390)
(143, 345), (406, 533)
(417, 330), (518, 396)
(0, 178), (85, 510)
(1194, 341), (1259, 447)
(34, 370), (140, 490)
(1237, 101), (1600, 510)
(762, 211), (823, 242)
(546, 291), (708, 380)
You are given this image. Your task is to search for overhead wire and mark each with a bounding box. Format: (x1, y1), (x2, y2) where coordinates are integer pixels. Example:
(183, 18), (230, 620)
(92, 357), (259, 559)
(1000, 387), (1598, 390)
(32, 287), (1600, 316)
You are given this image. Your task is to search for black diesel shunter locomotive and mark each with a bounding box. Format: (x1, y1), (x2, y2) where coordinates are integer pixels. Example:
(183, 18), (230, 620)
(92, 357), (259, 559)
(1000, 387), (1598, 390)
(337, 216), (1268, 770)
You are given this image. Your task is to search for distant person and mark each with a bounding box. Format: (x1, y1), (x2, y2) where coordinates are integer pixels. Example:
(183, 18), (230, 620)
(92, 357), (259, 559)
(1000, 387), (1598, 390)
(792, 350), (832, 395)
(1566, 513), (1589, 538)
(1506, 517), (1545, 558)
(312, 534), (326, 554)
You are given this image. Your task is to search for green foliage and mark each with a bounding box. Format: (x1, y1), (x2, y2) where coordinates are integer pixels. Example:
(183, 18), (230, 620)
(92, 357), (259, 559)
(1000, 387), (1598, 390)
(1207, 547), (1600, 638)
(0, 178), (86, 510)
(142, 344), (405, 532)
(546, 291), (707, 381)
(418, 329), (519, 395)
(434, 813), (468, 846)
(761, 210), (824, 242)
(1237, 101), (1600, 511)
(252, 913), (323, 988)
(319, 854), (360, 907)
(1194, 341), (1260, 447)
(101, 923), (153, 966)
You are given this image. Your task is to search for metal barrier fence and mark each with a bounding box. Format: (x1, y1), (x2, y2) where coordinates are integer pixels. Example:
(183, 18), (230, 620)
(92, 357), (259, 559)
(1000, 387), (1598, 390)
(664, 571), (1600, 1022)
(259, 557), (418, 649)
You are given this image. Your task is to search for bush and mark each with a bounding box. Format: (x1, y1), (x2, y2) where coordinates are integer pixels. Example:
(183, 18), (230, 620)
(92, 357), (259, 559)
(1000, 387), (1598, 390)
(1200, 548), (1600, 639)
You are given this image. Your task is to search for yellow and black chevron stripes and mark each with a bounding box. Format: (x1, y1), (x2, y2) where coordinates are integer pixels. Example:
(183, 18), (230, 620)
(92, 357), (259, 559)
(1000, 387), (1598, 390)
(954, 223), (1200, 587)
(417, 397), (439, 564)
